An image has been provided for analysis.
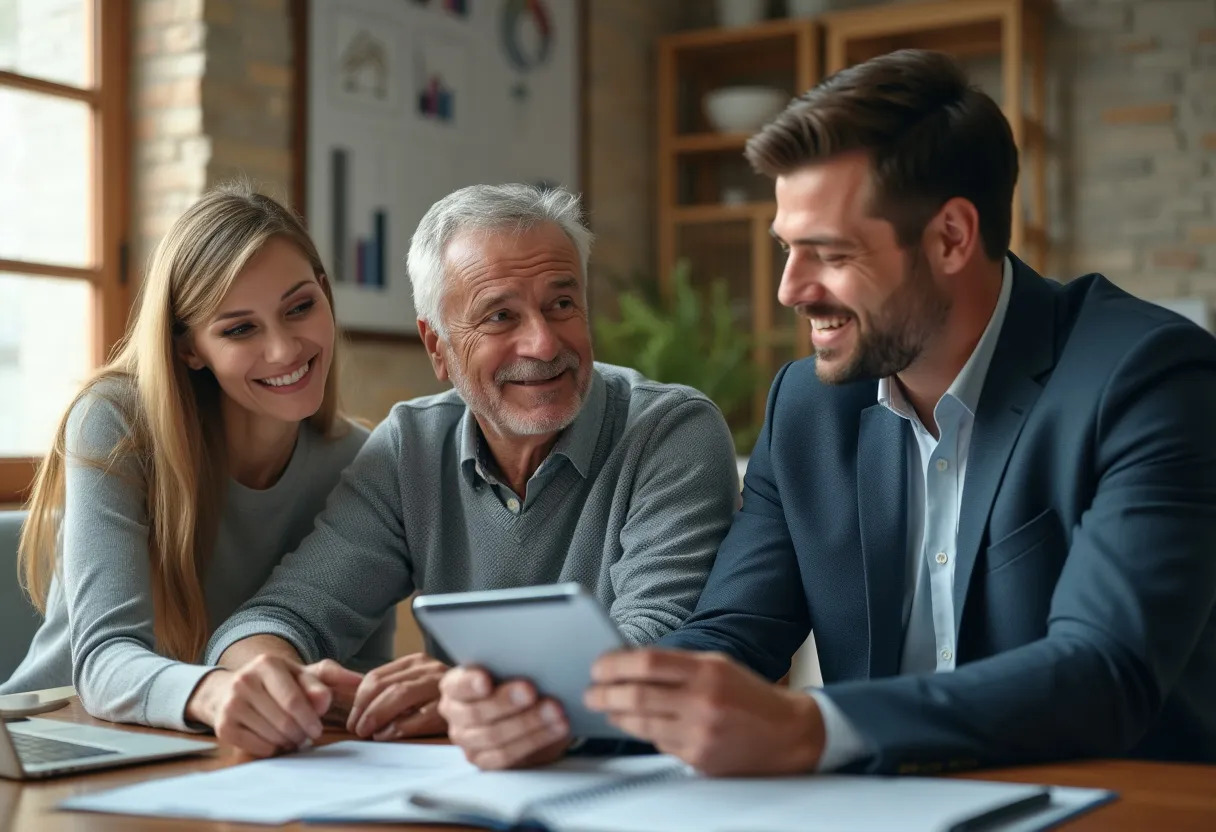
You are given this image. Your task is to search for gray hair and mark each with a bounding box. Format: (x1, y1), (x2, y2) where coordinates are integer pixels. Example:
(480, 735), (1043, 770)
(407, 183), (594, 337)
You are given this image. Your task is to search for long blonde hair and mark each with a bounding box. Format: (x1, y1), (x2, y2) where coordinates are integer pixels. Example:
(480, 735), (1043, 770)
(19, 183), (347, 662)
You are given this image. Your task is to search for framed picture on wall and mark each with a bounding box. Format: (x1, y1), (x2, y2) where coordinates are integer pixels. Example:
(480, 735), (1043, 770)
(293, 0), (585, 340)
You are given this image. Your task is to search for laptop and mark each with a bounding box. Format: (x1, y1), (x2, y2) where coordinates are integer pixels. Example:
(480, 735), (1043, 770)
(0, 716), (215, 780)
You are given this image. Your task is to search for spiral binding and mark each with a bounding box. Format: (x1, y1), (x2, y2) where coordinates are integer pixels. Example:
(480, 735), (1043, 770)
(522, 763), (690, 829)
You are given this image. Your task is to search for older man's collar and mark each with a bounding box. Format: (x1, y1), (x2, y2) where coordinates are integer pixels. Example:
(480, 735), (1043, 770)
(548, 367), (605, 479)
(458, 366), (605, 487)
(459, 408), (493, 488)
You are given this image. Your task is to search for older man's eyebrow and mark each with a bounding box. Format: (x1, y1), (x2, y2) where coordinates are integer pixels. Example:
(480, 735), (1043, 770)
(471, 290), (519, 315)
(547, 276), (579, 291)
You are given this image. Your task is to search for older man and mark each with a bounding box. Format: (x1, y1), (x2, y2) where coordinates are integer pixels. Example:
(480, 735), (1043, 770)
(183, 184), (739, 757)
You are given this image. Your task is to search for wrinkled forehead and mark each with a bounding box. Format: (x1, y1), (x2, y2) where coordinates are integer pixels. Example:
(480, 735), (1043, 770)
(443, 223), (583, 295)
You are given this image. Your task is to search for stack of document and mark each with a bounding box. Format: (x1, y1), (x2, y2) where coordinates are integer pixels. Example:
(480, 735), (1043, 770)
(62, 744), (1115, 830)
(59, 741), (473, 825)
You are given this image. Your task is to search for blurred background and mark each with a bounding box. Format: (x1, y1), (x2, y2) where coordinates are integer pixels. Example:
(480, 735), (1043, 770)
(2, 0), (1214, 666)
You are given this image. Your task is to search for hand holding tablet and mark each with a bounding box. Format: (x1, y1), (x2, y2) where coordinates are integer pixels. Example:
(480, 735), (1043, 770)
(414, 583), (627, 739)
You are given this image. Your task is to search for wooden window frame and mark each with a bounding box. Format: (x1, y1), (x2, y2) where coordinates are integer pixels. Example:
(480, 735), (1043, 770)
(0, 0), (130, 504)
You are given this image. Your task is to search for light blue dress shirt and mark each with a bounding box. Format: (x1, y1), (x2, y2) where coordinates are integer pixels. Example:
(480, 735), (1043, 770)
(810, 257), (1014, 770)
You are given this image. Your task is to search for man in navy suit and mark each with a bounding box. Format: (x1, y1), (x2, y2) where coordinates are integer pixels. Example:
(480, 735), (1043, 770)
(438, 49), (1216, 775)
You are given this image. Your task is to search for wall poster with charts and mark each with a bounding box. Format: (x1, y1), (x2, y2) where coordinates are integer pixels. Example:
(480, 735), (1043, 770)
(305, 0), (581, 338)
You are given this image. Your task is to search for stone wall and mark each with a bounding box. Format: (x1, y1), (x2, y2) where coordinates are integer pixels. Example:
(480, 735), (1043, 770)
(131, 0), (208, 272)
(1054, 0), (1216, 300)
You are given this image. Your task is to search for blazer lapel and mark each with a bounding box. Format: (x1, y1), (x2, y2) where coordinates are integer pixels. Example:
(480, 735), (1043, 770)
(953, 256), (1058, 634)
(857, 403), (908, 679)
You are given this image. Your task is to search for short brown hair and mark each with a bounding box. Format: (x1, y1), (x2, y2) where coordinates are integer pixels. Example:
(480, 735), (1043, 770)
(745, 49), (1018, 261)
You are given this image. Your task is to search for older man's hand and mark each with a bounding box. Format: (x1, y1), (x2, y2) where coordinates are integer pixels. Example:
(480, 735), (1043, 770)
(346, 653), (450, 740)
(438, 666), (571, 769)
(584, 648), (825, 777)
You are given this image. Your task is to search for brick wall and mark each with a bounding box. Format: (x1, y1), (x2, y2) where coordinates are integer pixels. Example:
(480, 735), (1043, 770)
(1055, 0), (1216, 301)
(132, 0), (295, 272)
(131, 0), (207, 272)
(201, 0), (294, 197)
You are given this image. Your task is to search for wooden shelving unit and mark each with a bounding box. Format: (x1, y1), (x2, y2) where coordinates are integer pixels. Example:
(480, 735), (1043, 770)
(821, 0), (1051, 273)
(656, 19), (820, 428)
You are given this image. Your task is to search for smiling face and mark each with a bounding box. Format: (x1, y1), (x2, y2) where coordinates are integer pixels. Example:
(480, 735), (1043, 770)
(178, 235), (335, 425)
(421, 222), (593, 438)
(771, 152), (951, 385)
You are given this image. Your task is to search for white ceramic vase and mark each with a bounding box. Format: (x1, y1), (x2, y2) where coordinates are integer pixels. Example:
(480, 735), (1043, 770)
(715, 0), (767, 28)
(787, 0), (830, 17)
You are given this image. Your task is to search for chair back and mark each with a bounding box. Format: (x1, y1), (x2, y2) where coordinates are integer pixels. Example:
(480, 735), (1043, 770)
(0, 511), (40, 681)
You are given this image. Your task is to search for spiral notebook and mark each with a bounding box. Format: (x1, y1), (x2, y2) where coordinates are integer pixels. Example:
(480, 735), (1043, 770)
(303, 754), (1116, 832)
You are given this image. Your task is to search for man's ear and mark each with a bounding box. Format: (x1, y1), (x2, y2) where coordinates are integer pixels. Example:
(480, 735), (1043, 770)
(176, 334), (206, 371)
(926, 196), (982, 277)
(417, 318), (449, 382)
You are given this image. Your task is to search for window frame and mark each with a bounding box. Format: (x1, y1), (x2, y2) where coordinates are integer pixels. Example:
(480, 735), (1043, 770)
(0, 0), (130, 504)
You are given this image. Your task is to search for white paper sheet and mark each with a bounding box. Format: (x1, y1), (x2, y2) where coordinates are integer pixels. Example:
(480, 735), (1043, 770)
(59, 741), (475, 825)
(379, 755), (1115, 832)
(548, 776), (1106, 832)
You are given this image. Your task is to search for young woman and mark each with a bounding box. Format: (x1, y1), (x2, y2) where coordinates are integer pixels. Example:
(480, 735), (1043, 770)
(0, 185), (394, 732)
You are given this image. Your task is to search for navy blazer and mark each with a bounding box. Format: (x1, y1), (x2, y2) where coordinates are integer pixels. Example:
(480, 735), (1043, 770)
(663, 256), (1216, 773)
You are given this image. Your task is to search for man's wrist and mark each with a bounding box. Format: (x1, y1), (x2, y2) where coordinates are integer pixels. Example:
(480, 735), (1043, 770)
(786, 689), (826, 773)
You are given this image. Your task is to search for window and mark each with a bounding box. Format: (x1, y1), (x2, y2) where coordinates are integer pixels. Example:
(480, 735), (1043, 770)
(0, 0), (128, 502)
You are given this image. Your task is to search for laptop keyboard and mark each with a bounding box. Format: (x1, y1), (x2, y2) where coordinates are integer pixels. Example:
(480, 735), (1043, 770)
(12, 732), (117, 765)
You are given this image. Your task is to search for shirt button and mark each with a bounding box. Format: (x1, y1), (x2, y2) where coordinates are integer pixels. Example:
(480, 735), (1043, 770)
(936, 551), (948, 565)
(935, 458), (949, 472)
(507, 498), (520, 514)
(940, 648), (953, 662)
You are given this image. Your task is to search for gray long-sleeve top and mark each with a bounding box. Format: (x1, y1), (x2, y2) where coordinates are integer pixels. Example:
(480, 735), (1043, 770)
(0, 384), (395, 729)
(206, 364), (740, 665)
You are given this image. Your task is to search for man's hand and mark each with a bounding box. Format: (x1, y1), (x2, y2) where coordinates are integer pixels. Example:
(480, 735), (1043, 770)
(186, 655), (360, 758)
(346, 653), (450, 740)
(307, 659), (364, 725)
(438, 666), (570, 769)
(584, 648), (824, 777)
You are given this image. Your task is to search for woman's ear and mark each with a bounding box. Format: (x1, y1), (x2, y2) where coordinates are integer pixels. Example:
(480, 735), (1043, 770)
(176, 334), (206, 371)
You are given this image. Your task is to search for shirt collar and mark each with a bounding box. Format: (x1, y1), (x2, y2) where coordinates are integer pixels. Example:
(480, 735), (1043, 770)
(459, 367), (606, 488)
(878, 255), (1014, 420)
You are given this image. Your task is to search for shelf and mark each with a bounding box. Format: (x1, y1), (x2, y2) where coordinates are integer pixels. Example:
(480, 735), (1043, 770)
(821, 0), (1052, 71)
(670, 132), (752, 154)
(662, 18), (816, 52)
(840, 21), (1003, 64)
(821, 0), (1034, 41)
(1023, 224), (1048, 248)
(1023, 117), (1046, 148)
(672, 202), (776, 225)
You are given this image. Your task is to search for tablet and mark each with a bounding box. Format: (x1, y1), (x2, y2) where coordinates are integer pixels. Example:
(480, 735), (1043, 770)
(412, 583), (628, 739)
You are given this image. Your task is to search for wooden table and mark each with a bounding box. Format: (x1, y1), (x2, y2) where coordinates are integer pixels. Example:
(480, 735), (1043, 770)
(3, 700), (1214, 831)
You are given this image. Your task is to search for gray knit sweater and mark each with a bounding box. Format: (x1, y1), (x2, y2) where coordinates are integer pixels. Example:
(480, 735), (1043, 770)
(206, 363), (740, 664)
(0, 384), (394, 730)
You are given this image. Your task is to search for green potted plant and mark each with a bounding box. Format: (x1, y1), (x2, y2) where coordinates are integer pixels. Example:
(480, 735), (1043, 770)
(593, 259), (764, 454)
